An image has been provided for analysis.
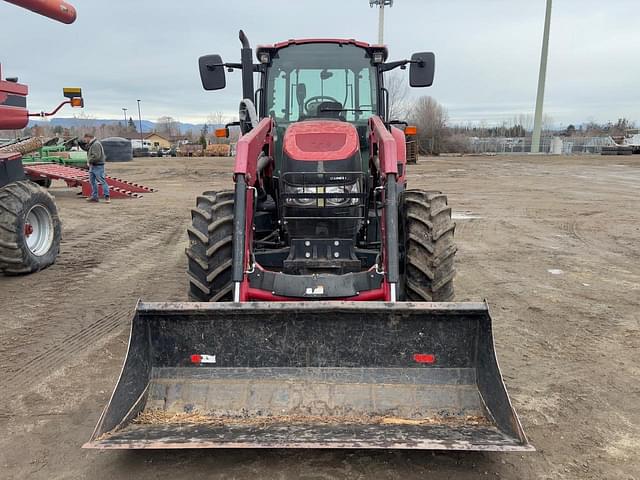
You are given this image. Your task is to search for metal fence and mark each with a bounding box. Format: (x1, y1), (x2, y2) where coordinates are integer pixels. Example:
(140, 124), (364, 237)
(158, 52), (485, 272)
(465, 136), (616, 155)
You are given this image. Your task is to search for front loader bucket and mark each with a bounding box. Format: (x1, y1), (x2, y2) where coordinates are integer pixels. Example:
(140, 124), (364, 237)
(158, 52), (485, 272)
(84, 301), (532, 451)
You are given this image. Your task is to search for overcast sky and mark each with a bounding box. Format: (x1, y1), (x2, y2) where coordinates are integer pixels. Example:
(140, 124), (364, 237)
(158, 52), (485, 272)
(2, 0), (638, 127)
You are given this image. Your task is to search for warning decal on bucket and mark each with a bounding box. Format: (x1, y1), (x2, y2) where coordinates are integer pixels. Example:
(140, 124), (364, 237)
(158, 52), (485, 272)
(190, 354), (216, 364)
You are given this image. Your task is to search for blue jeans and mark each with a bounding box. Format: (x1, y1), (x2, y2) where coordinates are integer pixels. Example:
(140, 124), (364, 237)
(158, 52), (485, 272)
(89, 164), (110, 199)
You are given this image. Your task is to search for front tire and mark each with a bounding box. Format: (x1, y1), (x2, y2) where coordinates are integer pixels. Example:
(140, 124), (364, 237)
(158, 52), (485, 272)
(185, 190), (234, 301)
(400, 189), (457, 301)
(0, 180), (61, 275)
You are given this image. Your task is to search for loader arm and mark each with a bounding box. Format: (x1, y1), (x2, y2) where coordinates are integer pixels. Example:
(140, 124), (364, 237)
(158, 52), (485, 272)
(369, 115), (401, 300)
(231, 116), (274, 301)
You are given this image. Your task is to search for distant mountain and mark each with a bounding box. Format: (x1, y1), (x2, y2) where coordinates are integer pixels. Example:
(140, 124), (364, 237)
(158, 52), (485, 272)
(28, 118), (214, 135)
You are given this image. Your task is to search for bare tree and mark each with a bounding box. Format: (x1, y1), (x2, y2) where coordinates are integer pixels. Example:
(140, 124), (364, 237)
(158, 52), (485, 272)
(206, 112), (232, 144)
(386, 73), (410, 121)
(610, 118), (635, 136)
(408, 96), (448, 155)
(156, 116), (180, 137)
(207, 111), (228, 127)
(511, 114), (533, 134)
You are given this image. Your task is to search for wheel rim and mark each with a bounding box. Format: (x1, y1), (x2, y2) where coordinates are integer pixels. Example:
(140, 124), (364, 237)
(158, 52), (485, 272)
(24, 204), (54, 256)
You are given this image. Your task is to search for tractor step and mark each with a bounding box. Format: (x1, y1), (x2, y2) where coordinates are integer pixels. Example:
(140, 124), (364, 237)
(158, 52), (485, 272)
(22, 163), (157, 199)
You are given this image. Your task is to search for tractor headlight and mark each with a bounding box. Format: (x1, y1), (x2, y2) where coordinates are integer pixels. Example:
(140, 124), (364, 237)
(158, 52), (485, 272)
(285, 182), (360, 207)
(285, 186), (316, 206)
(326, 182), (360, 206)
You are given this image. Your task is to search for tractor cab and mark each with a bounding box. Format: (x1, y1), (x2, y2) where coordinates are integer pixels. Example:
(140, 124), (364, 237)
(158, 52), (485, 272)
(259, 40), (383, 166)
(199, 35), (434, 172)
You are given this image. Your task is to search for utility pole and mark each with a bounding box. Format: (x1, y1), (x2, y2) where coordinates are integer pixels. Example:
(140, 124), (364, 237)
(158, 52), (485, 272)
(369, 0), (394, 44)
(531, 0), (552, 153)
(137, 99), (143, 147)
(122, 107), (127, 128)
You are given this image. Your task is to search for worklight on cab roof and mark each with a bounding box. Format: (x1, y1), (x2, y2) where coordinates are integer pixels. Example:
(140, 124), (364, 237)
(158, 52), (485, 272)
(372, 52), (384, 64)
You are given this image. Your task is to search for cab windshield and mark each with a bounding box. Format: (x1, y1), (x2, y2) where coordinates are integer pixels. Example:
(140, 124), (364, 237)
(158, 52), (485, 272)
(266, 43), (377, 125)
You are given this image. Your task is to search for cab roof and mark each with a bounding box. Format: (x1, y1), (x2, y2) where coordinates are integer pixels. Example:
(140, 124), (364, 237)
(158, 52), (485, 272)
(256, 39), (388, 62)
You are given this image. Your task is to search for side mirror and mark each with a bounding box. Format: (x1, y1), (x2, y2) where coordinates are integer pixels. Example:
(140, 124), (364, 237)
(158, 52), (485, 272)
(199, 54), (226, 90)
(409, 52), (435, 87)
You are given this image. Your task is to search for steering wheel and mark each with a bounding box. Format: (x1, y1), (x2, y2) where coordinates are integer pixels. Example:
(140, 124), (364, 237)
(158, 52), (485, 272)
(304, 95), (342, 115)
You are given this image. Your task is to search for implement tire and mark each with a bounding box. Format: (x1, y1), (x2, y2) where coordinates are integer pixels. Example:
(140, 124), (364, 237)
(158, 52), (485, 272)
(400, 189), (457, 301)
(0, 180), (61, 275)
(185, 190), (234, 301)
(32, 177), (52, 189)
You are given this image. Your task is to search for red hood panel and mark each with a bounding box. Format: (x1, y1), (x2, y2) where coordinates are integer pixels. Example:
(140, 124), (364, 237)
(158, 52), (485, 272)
(283, 121), (360, 161)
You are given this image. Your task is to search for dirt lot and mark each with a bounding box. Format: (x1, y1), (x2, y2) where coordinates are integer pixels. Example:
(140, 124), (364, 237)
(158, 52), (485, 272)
(1, 154), (638, 479)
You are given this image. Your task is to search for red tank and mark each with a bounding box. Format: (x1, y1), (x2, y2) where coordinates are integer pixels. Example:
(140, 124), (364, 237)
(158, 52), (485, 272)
(4, 0), (77, 24)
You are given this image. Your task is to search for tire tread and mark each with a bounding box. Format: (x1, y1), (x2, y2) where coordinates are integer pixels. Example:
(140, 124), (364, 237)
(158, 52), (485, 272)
(401, 189), (457, 301)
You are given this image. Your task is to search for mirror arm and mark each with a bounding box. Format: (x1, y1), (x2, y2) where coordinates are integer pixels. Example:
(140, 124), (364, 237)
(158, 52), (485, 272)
(380, 59), (409, 72)
(205, 62), (241, 71)
(207, 62), (260, 73)
(381, 58), (425, 72)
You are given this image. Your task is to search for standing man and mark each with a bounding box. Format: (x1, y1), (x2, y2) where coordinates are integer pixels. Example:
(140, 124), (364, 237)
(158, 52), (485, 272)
(84, 133), (110, 203)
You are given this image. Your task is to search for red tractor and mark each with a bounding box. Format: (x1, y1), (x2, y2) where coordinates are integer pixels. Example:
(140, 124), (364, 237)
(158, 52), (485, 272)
(87, 32), (531, 453)
(187, 34), (449, 304)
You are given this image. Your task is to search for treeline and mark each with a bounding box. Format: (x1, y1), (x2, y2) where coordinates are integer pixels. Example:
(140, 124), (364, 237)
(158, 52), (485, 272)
(402, 95), (636, 155)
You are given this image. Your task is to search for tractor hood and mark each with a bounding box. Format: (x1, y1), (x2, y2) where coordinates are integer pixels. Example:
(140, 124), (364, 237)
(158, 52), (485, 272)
(283, 121), (360, 162)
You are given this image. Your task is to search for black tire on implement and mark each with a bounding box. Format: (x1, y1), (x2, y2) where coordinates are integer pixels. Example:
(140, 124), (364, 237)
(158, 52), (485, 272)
(0, 180), (61, 275)
(400, 189), (457, 301)
(185, 190), (234, 301)
(31, 177), (52, 188)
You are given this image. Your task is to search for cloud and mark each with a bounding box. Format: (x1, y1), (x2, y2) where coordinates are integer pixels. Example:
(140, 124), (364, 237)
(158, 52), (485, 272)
(1, 0), (638, 125)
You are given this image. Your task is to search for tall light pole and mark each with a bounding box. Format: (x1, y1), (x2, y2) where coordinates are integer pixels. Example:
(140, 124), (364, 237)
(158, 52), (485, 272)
(136, 99), (143, 147)
(122, 107), (128, 128)
(531, 0), (553, 153)
(369, 0), (393, 44)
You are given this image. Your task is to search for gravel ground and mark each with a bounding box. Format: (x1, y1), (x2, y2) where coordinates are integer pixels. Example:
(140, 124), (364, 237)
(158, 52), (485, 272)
(1, 154), (638, 480)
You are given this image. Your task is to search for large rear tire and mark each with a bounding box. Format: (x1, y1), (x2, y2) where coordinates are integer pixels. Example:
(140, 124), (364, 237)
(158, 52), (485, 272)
(185, 190), (234, 301)
(400, 189), (457, 301)
(0, 180), (61, 275)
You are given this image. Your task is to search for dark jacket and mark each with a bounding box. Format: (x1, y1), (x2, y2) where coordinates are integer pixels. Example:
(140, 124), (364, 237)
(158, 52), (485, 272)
(87, 139), (106, 166)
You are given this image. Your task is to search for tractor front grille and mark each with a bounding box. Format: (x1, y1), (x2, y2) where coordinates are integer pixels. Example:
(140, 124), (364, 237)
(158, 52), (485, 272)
(279, 171), (366, 239)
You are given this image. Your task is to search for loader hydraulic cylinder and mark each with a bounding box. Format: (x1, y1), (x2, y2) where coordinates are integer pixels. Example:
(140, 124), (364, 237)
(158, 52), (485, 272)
(232, 174), (248, 301)
(385, 173), (399, 300)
